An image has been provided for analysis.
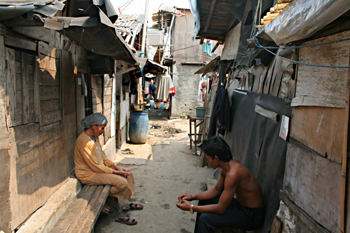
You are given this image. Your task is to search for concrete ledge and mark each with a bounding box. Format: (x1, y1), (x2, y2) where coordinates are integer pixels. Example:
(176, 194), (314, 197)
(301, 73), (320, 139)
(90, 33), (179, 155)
(17, 178), (82, 233)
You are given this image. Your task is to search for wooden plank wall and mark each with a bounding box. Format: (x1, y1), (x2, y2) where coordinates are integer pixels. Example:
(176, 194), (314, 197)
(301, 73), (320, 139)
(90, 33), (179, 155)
(284, 143), (341, 231)
(61, 50), (76, 170)
(292, 30), (350, 108)
(4, 29), (75, 230)
(290, 106), (344, 163)
(91, 75), (103, 114)
(0, 25), (12, 232)
(38, 41), (62, 129)
(282, 31), (350, 232)
(5, 49), (37, 126)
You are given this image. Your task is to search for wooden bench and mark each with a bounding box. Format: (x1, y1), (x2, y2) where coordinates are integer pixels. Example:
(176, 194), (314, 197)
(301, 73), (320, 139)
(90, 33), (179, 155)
(50, 184), (112, 233)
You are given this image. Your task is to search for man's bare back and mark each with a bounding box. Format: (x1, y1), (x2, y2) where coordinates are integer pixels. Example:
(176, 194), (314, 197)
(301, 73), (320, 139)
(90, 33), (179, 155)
(223, 158), (264, 208)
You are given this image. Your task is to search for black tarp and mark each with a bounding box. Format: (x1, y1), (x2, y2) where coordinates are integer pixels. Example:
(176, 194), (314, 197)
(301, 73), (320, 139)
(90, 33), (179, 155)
(224, 90), (291, 233)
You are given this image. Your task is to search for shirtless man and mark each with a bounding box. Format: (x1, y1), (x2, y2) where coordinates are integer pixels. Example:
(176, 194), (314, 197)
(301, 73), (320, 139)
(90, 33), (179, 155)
(176, 136), (265, 232)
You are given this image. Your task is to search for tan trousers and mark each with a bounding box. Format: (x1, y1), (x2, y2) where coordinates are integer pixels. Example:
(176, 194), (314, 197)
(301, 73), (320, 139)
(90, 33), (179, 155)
(85, 171), (135, 200)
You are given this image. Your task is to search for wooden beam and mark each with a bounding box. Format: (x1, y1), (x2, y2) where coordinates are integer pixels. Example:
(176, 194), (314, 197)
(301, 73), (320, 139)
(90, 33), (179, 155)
(211, 41), (222, 53)
(204, 0), (217, 32)
(225, 16), (237, 33)
(255, 105), (277, 122)
(341, 49), (350, 233)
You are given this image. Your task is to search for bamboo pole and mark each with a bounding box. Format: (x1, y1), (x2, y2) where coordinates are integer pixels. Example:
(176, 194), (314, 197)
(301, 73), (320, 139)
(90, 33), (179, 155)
(341, 50), (350, 233)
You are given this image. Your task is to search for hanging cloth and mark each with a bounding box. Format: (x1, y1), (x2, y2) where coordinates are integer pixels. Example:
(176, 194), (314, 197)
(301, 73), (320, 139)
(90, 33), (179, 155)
(208, 86), (231, 137)
(155, 73), (174, 101)
(197, 76), (204, 102)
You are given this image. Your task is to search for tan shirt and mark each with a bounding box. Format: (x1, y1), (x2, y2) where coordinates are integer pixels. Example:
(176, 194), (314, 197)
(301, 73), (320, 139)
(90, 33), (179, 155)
(74, 132), (115, 183)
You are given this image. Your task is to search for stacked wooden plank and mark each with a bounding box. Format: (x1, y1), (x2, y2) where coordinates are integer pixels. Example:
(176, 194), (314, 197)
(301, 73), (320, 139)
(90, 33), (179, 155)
(50, 185), (111, 233)
(260, 0), (294, 26)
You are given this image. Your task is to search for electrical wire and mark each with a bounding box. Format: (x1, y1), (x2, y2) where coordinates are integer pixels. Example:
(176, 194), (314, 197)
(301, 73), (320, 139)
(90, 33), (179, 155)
(121, 0), (134, 11)
(253, 37), (350, 69)
(121, 0), (133, 8)
(172, 44), (201, 52)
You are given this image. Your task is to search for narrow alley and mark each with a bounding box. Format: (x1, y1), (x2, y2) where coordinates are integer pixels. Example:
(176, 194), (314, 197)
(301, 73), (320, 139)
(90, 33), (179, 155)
(94, 118), (213, 233)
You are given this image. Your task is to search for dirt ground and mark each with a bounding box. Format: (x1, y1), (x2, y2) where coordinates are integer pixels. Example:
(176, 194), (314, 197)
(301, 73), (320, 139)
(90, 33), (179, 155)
(94, 118), (214, 233)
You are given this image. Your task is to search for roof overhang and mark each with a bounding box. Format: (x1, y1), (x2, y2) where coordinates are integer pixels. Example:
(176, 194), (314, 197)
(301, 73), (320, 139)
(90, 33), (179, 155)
(43, 12), (138, 65)
(194, 56), (220, 75)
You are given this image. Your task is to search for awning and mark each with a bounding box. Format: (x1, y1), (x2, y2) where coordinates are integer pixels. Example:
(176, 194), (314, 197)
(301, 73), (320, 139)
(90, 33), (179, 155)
(44, 8), (138, 65)
(261, 0), (350, 45)
(194, 56), (220, 75)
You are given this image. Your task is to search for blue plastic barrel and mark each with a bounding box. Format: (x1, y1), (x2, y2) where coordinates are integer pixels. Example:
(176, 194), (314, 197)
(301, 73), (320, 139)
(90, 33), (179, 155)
(129, 111), (149, 144)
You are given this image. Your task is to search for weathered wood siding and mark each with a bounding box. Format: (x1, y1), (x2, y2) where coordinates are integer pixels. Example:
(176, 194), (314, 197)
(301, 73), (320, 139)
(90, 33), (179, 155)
(292, 31), (350, 108)
(290, 106), (344, 163)
(0, 25), (11, 232)
(284, 143), (341, 231)
(91, 74), (103, 114)
(279, 31), (350, 233)
(103, 74), (113, 144)
(0, 27), (80, 231)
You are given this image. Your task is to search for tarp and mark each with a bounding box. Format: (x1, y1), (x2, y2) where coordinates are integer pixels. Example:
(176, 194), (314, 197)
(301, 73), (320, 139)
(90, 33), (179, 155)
(224, 90), (291, 233)
(263, 0), (350, 45)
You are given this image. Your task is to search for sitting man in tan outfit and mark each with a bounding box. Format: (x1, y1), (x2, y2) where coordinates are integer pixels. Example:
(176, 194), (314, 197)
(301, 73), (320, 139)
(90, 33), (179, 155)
(74, 113), (143, 225)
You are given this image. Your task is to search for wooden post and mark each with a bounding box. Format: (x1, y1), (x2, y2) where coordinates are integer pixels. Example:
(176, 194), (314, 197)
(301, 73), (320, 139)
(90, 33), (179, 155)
(141, 0), (149, 58)
(161, 7), (176, 64)
(341, 50), (350, 233)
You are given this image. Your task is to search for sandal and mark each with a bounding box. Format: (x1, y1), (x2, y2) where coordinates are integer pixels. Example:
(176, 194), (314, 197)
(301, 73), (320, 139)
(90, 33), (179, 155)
(123, 203), (144, 211)
(115, 215), (138, 225)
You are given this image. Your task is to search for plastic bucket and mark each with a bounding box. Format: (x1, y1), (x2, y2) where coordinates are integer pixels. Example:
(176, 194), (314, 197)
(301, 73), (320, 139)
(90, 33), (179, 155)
(195, 107), (206, 118)
(129, 111), (149, 144)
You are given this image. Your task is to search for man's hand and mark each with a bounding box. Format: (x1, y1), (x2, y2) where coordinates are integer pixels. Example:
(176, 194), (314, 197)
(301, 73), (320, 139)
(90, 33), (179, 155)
(176, 199), (191, 211)
(178, 193), (193, 202)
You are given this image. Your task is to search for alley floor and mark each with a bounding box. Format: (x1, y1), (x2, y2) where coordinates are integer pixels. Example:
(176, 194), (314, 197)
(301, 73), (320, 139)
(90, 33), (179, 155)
(94, 118), (214, 233)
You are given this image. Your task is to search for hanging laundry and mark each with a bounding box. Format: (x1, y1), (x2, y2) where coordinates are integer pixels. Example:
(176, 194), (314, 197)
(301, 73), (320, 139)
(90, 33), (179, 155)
(155, 73), (174, 101)
(145, 81), (150, 94)
(203, 39), (212, 56)
(197, 76), (204, 102)
(208, 85), (231, 137)
(197, 75), (208, 101)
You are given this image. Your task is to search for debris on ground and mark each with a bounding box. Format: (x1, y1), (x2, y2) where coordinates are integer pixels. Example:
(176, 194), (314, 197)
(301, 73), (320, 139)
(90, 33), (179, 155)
(121, 148), (135, 155)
